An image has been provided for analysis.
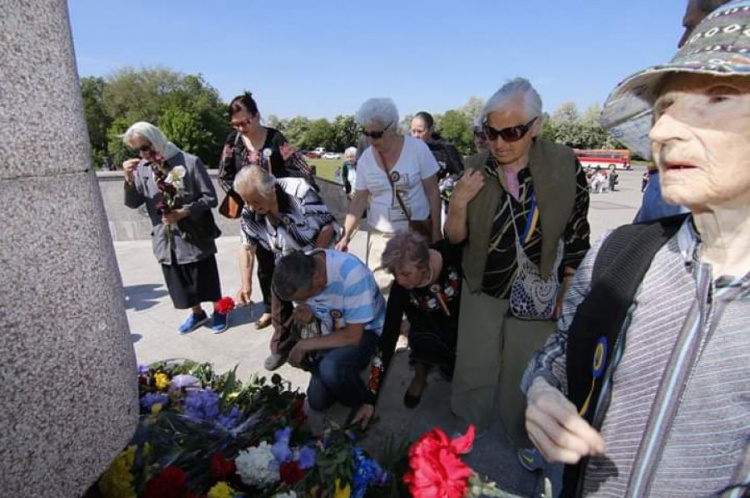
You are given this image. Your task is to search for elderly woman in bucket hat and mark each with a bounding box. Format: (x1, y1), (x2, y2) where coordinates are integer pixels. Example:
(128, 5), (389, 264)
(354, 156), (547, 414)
(522, 2), (750, 495)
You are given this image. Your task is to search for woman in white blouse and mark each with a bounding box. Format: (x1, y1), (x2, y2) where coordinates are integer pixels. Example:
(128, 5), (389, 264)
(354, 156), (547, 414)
(335, 98), (442, 290)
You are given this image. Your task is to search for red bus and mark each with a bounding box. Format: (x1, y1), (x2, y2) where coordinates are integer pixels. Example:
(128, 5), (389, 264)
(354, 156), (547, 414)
(573, 149), (632, 170)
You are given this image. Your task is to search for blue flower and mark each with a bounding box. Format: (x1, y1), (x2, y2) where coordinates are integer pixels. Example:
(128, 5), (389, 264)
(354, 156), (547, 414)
(351, 447), (388, 497)
(140, 393), (168, 412)
(271, 426), (293, 463)
(217, 405), (241, 430)
(183, 389), (220, 422)
(137, 364), (150, 375)
(296, 446), (316, 470)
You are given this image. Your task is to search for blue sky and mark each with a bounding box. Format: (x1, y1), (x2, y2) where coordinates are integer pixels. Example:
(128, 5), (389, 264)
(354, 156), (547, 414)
(68, 0), (686, 120)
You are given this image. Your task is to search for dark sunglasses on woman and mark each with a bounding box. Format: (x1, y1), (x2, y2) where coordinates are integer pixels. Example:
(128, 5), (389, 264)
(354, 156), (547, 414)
(362, 121), (394, 139)
(482, 117), (538, 143)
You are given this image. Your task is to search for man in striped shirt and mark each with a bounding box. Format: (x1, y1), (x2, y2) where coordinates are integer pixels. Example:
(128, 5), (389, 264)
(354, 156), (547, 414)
(525, 2), (750, 495)
(273, 250), (385, 412)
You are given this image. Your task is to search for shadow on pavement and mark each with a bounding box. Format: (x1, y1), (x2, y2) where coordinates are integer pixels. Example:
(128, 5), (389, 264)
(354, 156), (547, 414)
(124, 284), (168, 311)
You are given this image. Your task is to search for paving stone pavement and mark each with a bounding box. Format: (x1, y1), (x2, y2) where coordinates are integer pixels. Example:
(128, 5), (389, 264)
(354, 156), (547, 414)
(116, 169), (644, 497)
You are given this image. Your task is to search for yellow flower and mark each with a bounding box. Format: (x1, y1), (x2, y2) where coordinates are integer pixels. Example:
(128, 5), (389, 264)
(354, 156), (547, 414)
(151, 403), (163, 414)
(154, 373), (170, 390)
(207, 481), (235, 498)
(98, 445), (137, 498)
(334, 478), (351, 498)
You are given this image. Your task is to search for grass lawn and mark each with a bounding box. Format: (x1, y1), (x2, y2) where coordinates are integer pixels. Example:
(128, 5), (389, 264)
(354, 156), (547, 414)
(307, 158), (344, 183)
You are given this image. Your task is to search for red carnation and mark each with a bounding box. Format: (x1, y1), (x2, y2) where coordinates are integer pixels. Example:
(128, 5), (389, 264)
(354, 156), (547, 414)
(144, 466), (188, 498)
(215, 296), (235, 315)
(292, 395), (308, 425)
(280, 460), (305, 484)
(210, 453), (236, 481)
(403, 426), (475, 498)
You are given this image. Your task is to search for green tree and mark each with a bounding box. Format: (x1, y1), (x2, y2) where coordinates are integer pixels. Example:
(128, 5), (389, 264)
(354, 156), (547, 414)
(266, 114), (285, 131)
(80, 76), (111, 168)
(283, 116), (311, 148)
(303, 119), (335, 151)
(330, 115), (359, 152)
(440, 110), (474, 155)
(460, 96), (484, 122)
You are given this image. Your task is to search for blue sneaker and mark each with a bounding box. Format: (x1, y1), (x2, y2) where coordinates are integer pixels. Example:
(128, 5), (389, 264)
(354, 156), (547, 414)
(177, 311), (209, 334)
(518, 448), (543, 472)
(211, 312), (229, 334)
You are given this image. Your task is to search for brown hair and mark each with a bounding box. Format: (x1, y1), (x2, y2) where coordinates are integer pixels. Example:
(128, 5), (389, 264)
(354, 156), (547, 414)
(381, 231), (430, 274)
(229, 91), (259, 119)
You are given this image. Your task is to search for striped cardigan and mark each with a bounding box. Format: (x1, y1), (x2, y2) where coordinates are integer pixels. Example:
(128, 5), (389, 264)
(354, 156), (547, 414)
(523, 219), (750, 497)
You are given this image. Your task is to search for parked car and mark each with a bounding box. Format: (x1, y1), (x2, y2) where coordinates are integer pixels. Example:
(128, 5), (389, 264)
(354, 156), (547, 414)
(313, 147), (326, 157)
(322, 152), (342, 160)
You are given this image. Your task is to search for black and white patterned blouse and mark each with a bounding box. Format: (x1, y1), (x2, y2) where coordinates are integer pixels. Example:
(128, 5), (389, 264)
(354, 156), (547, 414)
(239, 177), (339, 258)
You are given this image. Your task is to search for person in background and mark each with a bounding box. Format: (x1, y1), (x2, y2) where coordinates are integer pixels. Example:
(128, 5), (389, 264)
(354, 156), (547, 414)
(218, 92), (317, 330)
(525, 4), (750, 494)
(272, 250), (386, 413)
(410, 111), (464, 221)
(335, 98), (442, 291)
(233, 166), (339, 371)
(446, 78), (590, 448)
(341, 146), (358, 196)
(122, 122), (228, 334)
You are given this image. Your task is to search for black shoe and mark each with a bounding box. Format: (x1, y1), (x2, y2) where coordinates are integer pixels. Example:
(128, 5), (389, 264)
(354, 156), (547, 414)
(403, 390), (422, 409)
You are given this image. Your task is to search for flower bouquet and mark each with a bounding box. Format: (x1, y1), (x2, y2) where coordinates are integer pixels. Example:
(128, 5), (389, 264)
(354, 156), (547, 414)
(96, 361), (392, 498)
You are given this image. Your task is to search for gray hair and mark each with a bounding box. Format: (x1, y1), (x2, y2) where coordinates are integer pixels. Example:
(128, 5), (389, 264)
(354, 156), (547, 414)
(344, 146), (358, 159)
(121, 121), (181, 159)
(479, 78), (543, 124)
(233, 165), (276, 199)
(381, 231), (430, 274)
(273, 251), (317, 301)
(356, 98), (399, 130)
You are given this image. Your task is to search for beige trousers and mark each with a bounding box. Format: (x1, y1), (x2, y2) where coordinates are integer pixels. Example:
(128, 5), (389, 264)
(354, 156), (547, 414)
(365, 230), (395, 293)
(451, 286), (555, 446)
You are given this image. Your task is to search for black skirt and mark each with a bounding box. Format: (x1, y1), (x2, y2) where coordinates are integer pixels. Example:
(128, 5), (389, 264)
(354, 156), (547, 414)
(161, 255), (222, 309)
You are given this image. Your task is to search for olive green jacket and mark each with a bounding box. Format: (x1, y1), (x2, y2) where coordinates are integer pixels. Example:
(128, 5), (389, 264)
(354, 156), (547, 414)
(462, 138), (577, 293)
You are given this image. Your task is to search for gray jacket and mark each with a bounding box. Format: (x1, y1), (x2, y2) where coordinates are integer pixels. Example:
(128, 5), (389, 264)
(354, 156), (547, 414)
(124, 151), (218, 265)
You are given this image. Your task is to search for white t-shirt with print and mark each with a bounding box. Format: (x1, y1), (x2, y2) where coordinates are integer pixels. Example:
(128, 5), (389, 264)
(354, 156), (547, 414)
(354, 135), (439, 233)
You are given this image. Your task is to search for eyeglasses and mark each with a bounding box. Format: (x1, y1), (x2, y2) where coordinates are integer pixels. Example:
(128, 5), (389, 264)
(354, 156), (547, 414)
(231, 118), (252, 130)
(134, 144), (152, 153)
(362, 121), (394, 139)
(482, 117), (538, 143)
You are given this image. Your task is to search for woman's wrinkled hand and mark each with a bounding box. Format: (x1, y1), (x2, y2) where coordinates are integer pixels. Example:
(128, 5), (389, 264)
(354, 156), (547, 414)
(451, 169), (485, 207)
(350, 403), (375, 430)
(525, 377), (606, 464)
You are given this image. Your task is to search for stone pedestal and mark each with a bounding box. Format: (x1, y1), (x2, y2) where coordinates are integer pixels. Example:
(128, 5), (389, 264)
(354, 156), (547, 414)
(0, 0), (139, 495)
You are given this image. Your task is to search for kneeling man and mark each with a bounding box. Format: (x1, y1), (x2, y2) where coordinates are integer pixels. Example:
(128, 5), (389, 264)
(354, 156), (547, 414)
(273, 250), (385, 411)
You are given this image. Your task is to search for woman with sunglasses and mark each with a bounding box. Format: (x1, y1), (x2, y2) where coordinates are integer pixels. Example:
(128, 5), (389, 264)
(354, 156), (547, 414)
(445, 78), (591, 451)
(335, 98), (442, 291)
(122, 122), (227, 335)
(218, 92), (317, 330)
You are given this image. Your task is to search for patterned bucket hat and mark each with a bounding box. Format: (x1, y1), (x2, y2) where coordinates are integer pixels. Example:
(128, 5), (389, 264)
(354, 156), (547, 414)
(601, 0), (750, 159)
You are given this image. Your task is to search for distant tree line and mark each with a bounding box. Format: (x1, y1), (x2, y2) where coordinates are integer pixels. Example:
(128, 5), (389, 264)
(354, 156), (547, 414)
(81, 66), (627, 170)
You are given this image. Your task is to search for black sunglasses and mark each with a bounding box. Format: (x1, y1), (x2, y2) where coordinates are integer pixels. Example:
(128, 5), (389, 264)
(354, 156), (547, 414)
(134, 144), (152, 152)
(362, 121), (394, 139)
(483, 117), (538, 143)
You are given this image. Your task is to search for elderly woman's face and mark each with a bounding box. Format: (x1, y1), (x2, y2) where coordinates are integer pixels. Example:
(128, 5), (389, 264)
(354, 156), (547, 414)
(650, 73), (750, 210)
(395, 264), (428, 290)
(364, 122), (395, 150)
(241, 187), (276, 215)
(410, 118), (430, 142)
(485, 99), (538, 166)
(128, 135), (153, 160)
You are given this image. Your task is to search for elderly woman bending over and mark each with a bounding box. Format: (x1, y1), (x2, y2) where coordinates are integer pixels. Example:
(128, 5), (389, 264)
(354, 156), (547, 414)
(234, 166), (339, 371)
(335, 98), (442, 290)
(349, 231), (462, 427)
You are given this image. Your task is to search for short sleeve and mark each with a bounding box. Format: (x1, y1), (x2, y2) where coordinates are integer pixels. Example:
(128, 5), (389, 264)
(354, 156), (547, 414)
(340, 258), (377, 325)
(416, 139), (440, 179)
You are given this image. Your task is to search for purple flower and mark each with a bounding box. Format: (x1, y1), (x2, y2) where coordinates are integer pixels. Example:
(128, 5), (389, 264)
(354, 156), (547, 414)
(140, 393), (168, 412)
(296, 446), (316, 470)
(155, 200), (169, 215)
(137, 364), (150, 375)
(183, 389), (220, 422)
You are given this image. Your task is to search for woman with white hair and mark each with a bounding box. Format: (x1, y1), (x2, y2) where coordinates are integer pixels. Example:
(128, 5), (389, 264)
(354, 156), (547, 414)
(122, 122), (227, 334)
(335, 98), (442, 290)
(341, 146), (358, 196)
(233, 165), (339, 370)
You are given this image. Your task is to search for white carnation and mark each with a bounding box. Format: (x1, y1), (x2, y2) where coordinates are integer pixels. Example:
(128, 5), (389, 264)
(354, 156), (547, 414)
(235, 442), (279, 488)
(273, 492), (297, 498)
